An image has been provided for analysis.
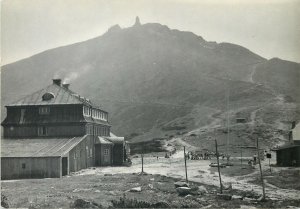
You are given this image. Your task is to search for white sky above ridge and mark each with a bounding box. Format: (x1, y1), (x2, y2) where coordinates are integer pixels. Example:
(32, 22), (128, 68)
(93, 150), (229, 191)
(1, 0), (300, 65)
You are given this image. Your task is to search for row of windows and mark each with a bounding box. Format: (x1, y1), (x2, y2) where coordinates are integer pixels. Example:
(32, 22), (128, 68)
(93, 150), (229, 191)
(39, 107), (50, 115)
(37, 106), (108, 122)
(83, 106), (108, 121)
(86, 126), (109, 136)
(30, 126), (109, 136)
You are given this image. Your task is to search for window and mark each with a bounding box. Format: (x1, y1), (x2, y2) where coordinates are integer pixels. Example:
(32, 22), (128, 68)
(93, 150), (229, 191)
(39, 106), (50, 115)
(90, 148), (93, 157)
(83, 106), (91, 116)
(42, 92), (55, 101)
(22, 163), (26, 169)
(104, 149), (109, 156)
(38, 126), (48, 136)
(74, 152), (77, 159)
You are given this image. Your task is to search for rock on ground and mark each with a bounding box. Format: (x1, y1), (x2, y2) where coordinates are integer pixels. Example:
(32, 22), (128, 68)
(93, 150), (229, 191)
(129, 186), (142, 192)
(176, 187), (192, 196)
(198, 185), (208, 194)
(174, 181), (189, 188)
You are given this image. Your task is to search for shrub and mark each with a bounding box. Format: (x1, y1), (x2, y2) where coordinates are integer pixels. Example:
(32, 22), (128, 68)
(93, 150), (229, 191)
(1, 194), (9, 209)
(111, 194), (170, 208)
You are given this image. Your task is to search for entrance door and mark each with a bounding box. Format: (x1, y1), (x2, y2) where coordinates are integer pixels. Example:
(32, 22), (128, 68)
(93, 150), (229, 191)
(62, 157), (68, 176)
(103, 148), (111, 165)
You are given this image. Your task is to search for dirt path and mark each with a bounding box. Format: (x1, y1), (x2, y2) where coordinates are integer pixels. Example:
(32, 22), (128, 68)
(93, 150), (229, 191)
(74, 148), (299, 201)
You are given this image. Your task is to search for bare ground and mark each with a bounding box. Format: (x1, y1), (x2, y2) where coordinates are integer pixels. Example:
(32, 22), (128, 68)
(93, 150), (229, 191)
(2, 148), (300, 208)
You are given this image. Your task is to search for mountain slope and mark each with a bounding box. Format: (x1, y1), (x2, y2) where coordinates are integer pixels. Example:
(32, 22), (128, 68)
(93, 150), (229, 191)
(2, 19), (299, 149)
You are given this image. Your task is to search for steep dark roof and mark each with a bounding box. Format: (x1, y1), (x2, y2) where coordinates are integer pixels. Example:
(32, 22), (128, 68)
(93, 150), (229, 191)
(1, 135), (87, 157)
(6, 83), (92, 107)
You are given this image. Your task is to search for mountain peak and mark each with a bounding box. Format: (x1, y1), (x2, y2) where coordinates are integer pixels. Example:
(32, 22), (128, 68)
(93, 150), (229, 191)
(134, 16), (141, 26)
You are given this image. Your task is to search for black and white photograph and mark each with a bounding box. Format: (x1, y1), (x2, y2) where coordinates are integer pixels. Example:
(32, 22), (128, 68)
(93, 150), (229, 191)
(1, 0), (300, 208)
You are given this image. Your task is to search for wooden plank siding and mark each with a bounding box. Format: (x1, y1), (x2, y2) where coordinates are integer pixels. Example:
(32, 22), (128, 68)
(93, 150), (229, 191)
(4, 125), (86, 138)
(95, 144), (113, 166)
(1, 157), (61, 180)
(68, 135), (95, 173)
(276, 146), (300, 166)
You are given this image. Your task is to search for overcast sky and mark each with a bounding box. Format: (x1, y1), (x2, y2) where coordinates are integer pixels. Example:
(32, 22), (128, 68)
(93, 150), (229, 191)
(1, 0), (300, 65)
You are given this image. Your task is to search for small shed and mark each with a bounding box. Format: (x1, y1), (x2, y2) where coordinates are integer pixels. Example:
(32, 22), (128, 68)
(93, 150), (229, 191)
(272, 144), (300, 167)
(95, 137), (113, 166)
(1, 135), (92, 180)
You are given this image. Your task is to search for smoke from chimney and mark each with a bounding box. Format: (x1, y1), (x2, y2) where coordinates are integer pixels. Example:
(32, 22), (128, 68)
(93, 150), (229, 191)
(62, 83), (70, 89)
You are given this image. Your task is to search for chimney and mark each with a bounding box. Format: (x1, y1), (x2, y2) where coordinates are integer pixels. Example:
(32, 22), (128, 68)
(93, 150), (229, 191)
(53, 79), (62, 86)
(62, 83), (70, 89)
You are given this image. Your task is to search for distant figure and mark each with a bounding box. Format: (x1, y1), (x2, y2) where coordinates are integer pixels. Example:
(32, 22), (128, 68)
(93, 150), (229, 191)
(157, 156), (158, 160)
(248, 160), (252, 166)
(253, 155), (257, 165)
(292, 159), (296, 166)
(226, 155), (230, 162)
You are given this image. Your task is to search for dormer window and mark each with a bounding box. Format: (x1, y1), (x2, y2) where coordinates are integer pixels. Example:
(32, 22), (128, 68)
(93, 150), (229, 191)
(39, 106), (50, 115)
(42, 92), (55, 101)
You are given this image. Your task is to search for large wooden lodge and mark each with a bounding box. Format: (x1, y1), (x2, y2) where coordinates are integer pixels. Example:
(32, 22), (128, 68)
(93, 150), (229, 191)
(1, 79), (129, 180)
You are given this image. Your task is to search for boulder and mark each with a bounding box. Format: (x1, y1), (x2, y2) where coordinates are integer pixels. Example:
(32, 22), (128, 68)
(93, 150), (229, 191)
(129, 187), (142, 192)
(185, 194), (193, 199)
(174, 181), (189, 188)
(243, 197), (256, 202)
(176, 186), (192, 196)
(232, 195), (243, 200)
(198, 185), (208, 194)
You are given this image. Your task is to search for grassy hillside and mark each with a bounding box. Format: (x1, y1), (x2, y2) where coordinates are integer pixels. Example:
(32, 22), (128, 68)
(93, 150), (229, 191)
(1, 21), (299, 149)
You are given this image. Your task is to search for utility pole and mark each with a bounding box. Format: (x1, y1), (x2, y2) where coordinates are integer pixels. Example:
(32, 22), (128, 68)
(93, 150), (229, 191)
(215, 139), (223, 193)
(141, 153), (144, 173)
(183, 146), (188, 183)
(240, 146), (243, 168)
(257, 138), (266, 200)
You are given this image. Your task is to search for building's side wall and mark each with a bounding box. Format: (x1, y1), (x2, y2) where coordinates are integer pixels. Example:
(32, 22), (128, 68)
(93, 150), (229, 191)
(68, 135), (95, 173)
(291, 147), (300, 166)
(3, 124), (85, 138)
(3, 105), (86, 138)
(1, 157), (61, 180)
(276, 147), (300, 166)
(112, 144), (124, 165)
(95, 144), (101, 166)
